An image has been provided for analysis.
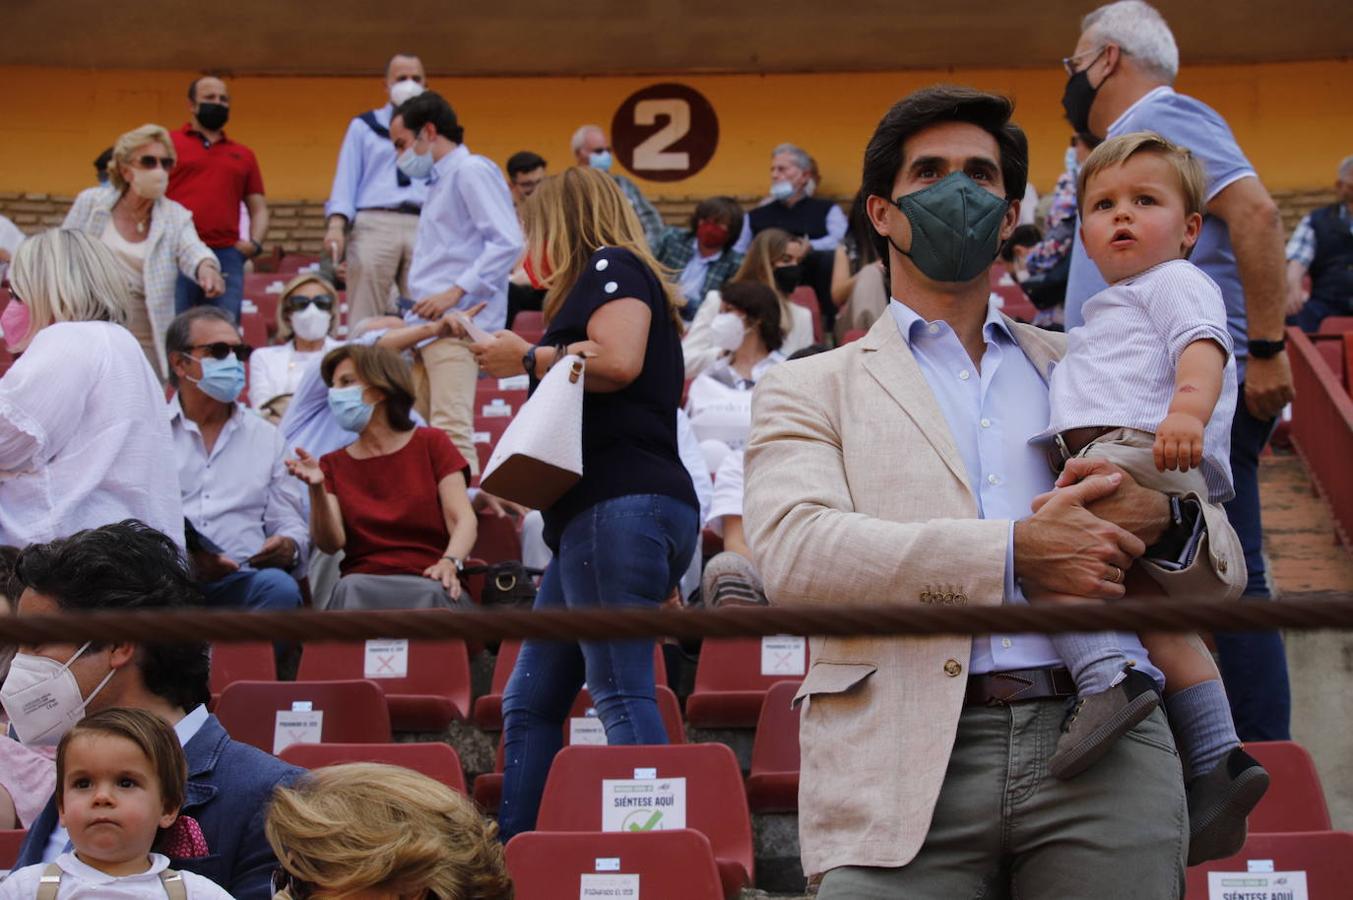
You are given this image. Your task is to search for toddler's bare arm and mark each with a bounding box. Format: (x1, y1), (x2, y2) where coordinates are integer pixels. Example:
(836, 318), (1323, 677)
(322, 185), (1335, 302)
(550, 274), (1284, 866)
(1155, 339), (1227, 472)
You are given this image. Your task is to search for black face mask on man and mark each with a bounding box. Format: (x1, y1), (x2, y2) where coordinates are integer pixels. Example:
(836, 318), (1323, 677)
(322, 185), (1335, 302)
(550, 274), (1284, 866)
(1061, 47), (1107, 137)
(196, 102), (230, 132)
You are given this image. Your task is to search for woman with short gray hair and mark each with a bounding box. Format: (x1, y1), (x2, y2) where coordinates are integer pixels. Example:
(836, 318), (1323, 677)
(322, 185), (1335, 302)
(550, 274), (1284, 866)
(0, 229), (183, 548)
(62, 123), (223, 376)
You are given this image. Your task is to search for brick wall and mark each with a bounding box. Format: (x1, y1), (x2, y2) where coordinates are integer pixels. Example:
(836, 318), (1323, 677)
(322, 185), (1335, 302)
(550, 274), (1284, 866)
(1, 189), (1337, 258)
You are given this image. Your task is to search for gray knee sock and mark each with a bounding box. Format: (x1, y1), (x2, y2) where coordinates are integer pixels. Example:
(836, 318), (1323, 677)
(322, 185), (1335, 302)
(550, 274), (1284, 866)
(1166, 679), (1241, 780)
(1051, 631), (1130, 694)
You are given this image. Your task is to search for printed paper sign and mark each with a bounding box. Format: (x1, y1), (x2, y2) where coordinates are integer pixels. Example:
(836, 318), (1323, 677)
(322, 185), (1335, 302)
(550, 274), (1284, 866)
(580, 873), (639, 898)
(601, 777), (686, 832)
(569, 716), (607, 745)
(473, 431), (491, 444)
(273, 709), (323, 754)
(498, 375), (529, 391)
(761, 636), (807, 676)
(481, 399), (512, 418)
(1207, 870), (1308, 900)
(364, 639), (409, 679)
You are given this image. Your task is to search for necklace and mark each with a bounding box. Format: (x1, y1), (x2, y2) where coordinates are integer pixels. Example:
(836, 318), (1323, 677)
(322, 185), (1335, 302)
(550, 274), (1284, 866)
(116, 199), (150, 235)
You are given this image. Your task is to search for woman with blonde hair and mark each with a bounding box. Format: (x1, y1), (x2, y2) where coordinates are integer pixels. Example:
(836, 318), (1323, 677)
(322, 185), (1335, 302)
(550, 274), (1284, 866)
(248, 272), (342, 420)
(62, 123), (223, 376)
(472, 166), (699, 841)
(681, 226), (814, 377)
(0, 229), (183, 548)
(266, 762), (512, 900)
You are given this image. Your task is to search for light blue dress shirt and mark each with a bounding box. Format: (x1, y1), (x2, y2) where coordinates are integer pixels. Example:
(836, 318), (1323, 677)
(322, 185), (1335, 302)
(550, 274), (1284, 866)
(887, 298), (1161, 683)
(678, 238), (717, 305)
(406, 145), (524, 333)
(325, 105), (429, 221)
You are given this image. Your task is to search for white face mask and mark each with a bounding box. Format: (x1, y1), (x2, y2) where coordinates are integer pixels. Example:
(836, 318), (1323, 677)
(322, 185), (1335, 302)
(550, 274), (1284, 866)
(131, 167), (169, 201)
(290, 304), (332, 342)
(0, 643), (116, 746)
(389, 79), (425, 108)
(710, 311), (748, 352)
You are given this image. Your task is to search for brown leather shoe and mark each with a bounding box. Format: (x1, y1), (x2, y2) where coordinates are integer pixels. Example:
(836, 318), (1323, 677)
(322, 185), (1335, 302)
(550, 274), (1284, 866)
(1049, 668), (1161, 780)
(1187, 748), (1270, 865)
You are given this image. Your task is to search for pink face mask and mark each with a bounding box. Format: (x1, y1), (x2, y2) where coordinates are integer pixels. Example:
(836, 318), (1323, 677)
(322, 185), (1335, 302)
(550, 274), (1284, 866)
(2, 299), (31, 352)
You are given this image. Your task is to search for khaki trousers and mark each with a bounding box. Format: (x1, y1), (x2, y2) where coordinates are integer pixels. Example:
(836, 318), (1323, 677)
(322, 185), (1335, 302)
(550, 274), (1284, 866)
(346, 210), (418, 328)
(412, 337), (480, 477)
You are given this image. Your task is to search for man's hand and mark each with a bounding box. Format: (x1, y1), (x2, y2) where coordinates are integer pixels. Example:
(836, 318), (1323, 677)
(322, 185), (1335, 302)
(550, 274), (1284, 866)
(412, 287), (466, 320)
(1154, 412), (1204, 472)
(191, 550), (239, 583)
(1014, 472), (1146, 600)
(234, 239), (260, 259)
(1035, 457), (1171, 547)
(1244, 353), (1294, 421)
(197, 263), (225, 299)
(248, 535), (297, 570)
(325, 224), (346, 263)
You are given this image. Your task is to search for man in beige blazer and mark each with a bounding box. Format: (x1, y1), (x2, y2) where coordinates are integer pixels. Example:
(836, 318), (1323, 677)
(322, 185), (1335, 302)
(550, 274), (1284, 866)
(743, 86), (1246, 898)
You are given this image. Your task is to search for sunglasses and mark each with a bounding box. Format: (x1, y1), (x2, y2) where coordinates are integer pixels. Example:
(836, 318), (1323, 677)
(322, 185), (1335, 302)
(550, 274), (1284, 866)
(188, 341), (252, 362)
(285, 294), (335, 312)
(135, 156), (176, 171)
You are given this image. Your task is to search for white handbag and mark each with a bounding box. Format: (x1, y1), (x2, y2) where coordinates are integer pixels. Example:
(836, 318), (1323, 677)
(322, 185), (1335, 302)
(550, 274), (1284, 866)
(479, 354), (586, 509)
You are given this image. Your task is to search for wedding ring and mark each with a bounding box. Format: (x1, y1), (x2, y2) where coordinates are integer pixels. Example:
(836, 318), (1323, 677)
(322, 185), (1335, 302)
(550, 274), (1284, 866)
(1107, 565), (1123, 584)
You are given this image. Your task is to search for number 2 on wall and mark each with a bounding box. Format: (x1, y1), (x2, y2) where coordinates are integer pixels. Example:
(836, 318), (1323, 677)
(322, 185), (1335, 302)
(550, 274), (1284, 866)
(631, 99), (690, 171)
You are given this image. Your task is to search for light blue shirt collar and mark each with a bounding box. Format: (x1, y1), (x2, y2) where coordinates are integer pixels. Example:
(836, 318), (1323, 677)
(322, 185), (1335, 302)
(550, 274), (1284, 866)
(429, 143), (469, 183)
(175, 703), (210, 746)
(887, 295), (1017, 349)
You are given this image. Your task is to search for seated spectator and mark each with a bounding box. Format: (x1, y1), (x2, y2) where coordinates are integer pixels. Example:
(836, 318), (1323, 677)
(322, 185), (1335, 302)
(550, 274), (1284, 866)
(683, 227), (814, 378)
(0, 229), (184, 549)
(830, 191), (887, 341)
(93, 147), (114, 186)
(685, 281), (784, 473)
(247, 273), (342, 421)
(0, 213), (24, 286)
(571, 123), (664, 246)
(1285, 153), (1353, 331)
(1000, 223), (1043, 282)
(265, 763), (511, 900)
(734, 142), (847, 253)
(0, 544), (56, 833)
(4, 520), (300, 900)
(507, 150), (548, 209)
(652, 195), (746, 321)
(166, 307), (306, 612)
(0, 708), (234, 899)
(286, 344), (476, 610)
(62, 123), (224, 377)
(1022, 131), (1099, 330)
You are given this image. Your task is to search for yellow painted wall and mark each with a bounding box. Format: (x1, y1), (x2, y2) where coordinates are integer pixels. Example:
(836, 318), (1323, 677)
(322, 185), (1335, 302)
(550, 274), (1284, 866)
(1, 61), (1350, 202)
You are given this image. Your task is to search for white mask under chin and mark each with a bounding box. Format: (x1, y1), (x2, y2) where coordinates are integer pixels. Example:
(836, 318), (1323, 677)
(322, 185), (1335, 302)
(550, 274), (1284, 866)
(710, 311), (748, 352)
(290, 305), (332, 342)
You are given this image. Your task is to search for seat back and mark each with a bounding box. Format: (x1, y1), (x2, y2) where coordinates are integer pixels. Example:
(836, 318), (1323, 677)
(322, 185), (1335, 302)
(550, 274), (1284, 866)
(279, 741), (466, 794)
(1310, 333), (1347, 387)
(297, 640), (472, 721)
(537, 744), (753, 885)
(470, 509), (523, 567)
(749, 680), (802, 776)
(1246, 740), (1332, 832)
(568, 686), (685, 745)
(789, 286), (823, 343)
(0, 829), (26, 870)
(687, 636), (808, 726)
(506, 829), (723, 900)
(1317, 315), (1353, 335)
(214, 679), (391, 753)
(209, 642), (277, 700)
(1185, 830), (1353, 897)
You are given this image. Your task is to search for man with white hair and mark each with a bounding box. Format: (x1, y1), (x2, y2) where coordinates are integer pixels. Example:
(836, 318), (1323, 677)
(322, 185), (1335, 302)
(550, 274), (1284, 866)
(1285, 154), (1353, 331)
(1061, 0), (1293, 746)
(571, 124), (664, 246)
(324, 53), (432, 328)
(741, 143), (847, 252)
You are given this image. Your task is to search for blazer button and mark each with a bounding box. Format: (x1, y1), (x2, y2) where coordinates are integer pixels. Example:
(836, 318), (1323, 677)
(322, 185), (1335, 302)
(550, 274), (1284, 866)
(920, 590), (933, 604)
(943, 659), (963, 677)
(1218, 557), (1228, 574)
(955, 593), (969, 606)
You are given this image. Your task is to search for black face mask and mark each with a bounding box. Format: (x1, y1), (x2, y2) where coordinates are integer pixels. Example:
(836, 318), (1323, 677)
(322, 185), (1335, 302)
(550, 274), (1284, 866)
(195, 102), (230, 132)
(773, 263), (803, 295)
(1061, 48), (1106, 136)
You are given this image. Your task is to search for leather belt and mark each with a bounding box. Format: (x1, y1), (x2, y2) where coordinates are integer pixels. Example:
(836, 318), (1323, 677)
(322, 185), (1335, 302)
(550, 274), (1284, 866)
(965, 666), (1076, 706)
(1047, 425), (1116, 472)
(357, 203), (422, 216)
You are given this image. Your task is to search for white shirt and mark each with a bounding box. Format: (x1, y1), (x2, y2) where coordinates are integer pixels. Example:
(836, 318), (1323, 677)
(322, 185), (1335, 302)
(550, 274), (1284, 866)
(0, 322), (184, 548)
(406, 144), (524, 332)
(1039, 259), (1237, 503)
(168, 398), (308, 565)
(685, 352), (784, 453)
(682, 290), (813, 379)
(1, 851), (235, 898)
(247, 338), (341, 409)
(706, 449), (745, 532)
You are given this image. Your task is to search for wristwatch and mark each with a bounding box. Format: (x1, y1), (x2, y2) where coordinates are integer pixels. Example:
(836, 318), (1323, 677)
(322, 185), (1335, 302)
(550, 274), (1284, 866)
(248, 239), (263, 258)
(521, 346), (538, 379)
(442, 555), (464, 574)
(1247, 337), (1286, 359)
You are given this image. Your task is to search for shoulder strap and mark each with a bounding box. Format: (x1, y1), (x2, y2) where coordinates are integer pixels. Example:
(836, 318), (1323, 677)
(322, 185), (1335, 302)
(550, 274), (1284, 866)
(356, 111), (390, 139)
(159, 869), (188, 900)
(35, 864), (62, 900)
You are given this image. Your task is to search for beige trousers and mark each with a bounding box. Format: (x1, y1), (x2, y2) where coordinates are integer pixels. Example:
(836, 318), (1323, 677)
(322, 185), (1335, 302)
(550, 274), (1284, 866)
(412, 337), (480, 477)
(345, 210), (418, 328)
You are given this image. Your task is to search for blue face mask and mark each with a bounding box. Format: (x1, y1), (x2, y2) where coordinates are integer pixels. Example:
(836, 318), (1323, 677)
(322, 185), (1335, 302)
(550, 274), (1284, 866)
(770, 179), (795, 202)
(190, 356), (245, 403)
(396, 131), (435, 180)
(328, 385), (375, 433)
(588, 150), (613, 172)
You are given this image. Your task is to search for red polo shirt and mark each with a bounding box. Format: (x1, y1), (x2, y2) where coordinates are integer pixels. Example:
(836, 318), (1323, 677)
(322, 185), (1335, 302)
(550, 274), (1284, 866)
(167, 124), (266, 249)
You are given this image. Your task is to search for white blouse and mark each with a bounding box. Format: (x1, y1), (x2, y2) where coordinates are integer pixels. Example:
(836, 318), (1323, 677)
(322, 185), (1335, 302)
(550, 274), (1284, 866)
(0, 322), (183, 548)
(682, 288), (814, 380)
(248, 338), (341, 409)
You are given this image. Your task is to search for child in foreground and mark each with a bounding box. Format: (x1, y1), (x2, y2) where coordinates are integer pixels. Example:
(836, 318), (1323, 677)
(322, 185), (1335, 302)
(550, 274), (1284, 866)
(0, 707), (234, 899)
(1033, 131), (1268, 864)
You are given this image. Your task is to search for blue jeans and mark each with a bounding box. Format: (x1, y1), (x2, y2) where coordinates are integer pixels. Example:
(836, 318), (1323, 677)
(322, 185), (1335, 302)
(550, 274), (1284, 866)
(203, 567), (302, 612)
(1215, 387), (1292, 740)
(497, 494), (698, 841)
(176, 245), (245, 321)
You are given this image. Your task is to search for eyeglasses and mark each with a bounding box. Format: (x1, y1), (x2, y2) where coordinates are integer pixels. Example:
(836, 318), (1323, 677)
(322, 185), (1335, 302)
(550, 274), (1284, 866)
(271, 868), (312, 900)
(285, 294), (335, 312)
(188, 342), (252, 362)
(1062, 45), (1108, 76)
(135, 156), (176, 171)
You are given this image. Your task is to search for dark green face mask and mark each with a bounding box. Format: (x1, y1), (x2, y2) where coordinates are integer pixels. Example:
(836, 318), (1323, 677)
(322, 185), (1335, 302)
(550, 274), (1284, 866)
(889, 172), (1010, 283)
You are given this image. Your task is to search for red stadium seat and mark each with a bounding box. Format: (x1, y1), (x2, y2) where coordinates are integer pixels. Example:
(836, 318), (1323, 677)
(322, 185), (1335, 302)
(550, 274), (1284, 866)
(208, 642), (277, 705)
(513, 311), (544, 333)
(1310, 334), (1347, 387)
(506, 829), (724, 900)
(992, 283), (1037, 323)
(297, 640), (472, 731)
(789, 286), (823, 343)
(279, 741), (467, 794)
(1246, 741), (1332, 832)
(472, 415), (514, 480)
(471, 509), (523, 567)
(1185, 831), (1353, 898)
(0, 829), (26, 870)
(686, 637), (808, 728)
(840, 328), (867, 344)
(1317, 315), (1353, 335)
(745, 680), (802, 813)
(214, 679), (391, 753)
(536, 744), (754, 898)
(240, 309), (268, 350)
(241, 274), (284, 336)
(277, 254), (321, 274)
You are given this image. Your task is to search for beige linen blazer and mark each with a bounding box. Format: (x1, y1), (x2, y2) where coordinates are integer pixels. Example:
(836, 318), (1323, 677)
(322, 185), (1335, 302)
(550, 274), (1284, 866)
(742, 311), (1245, 879)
